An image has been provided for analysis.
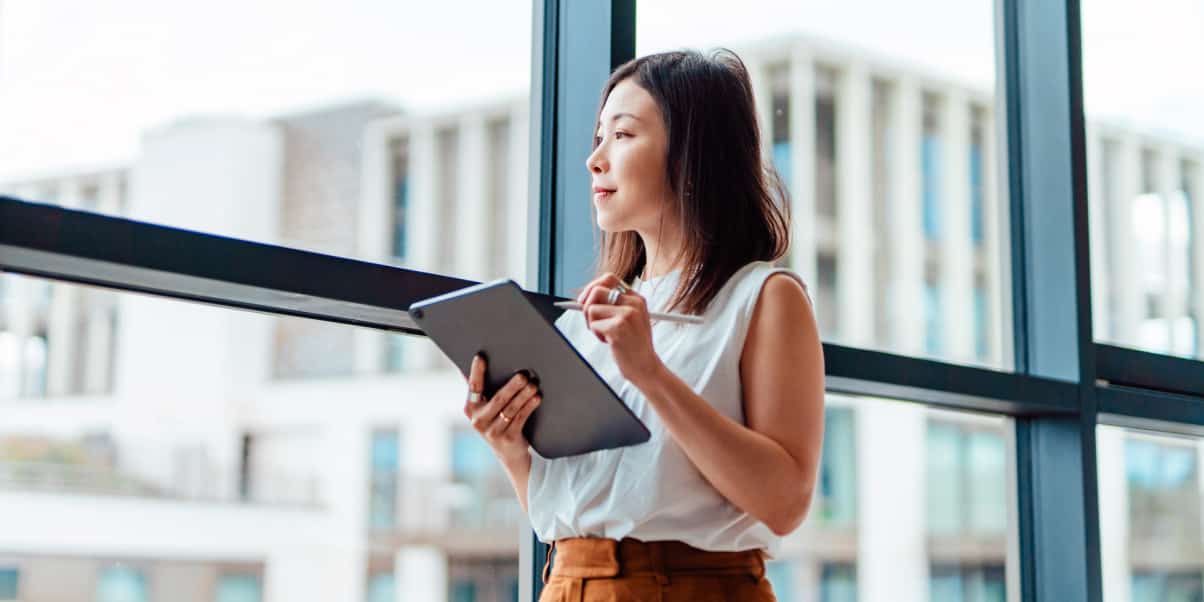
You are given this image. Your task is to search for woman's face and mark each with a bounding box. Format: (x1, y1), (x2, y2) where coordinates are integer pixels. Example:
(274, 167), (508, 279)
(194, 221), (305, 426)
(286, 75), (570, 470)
(586, 78), (675, 233)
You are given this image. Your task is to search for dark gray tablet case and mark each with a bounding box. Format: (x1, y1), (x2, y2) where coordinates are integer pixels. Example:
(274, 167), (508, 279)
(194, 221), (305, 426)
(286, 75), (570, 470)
(408, 279), (650, 458)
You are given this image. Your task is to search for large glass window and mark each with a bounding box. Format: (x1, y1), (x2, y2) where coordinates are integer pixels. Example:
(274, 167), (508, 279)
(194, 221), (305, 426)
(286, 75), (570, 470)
(772, 396), (1012, 602)
(0, 275), (517, 600)
(1083, 0), (1204, 360)
(638, 0), (1009, 369)
(1098, 426), (1204, 602)
(0, 569), (17, 601)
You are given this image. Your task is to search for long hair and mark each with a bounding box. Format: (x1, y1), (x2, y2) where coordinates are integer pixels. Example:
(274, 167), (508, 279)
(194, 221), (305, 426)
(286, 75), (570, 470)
(591, 48), (792, 316)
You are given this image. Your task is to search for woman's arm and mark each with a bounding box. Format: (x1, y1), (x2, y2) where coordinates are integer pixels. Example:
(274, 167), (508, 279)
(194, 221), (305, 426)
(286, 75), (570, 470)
(633, 273), (825, 535)
(501, 452), (532, 514)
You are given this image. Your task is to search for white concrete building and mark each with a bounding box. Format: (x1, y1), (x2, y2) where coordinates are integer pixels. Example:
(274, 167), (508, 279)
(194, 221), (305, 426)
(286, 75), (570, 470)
(1, 33), (1202, 602)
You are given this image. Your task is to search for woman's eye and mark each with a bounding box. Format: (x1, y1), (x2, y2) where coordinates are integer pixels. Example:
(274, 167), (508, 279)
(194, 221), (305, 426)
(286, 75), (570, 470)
(594, 135), (602, 145)
(614, 131), (628, 139)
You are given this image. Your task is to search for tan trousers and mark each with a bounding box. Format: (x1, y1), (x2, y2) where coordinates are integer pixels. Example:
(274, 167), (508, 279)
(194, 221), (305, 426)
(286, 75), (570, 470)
(539, 537), (778, 602)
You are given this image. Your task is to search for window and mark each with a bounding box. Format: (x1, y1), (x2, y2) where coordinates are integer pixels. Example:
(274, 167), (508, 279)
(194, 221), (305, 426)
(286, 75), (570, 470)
(637, 0), (1008, 368)
(1099, 427), (1204, 602)
(820, 563), (856, 602)
(0, 569), (17, 601)
(927, 420), (1008, 536)
(366, 572), (396, 602)
(369, 429), (401, 530)
(1083, 0), (1204, 360)
(215, 573), (262, 602)
(930, 564), (1006, 602)
(96, 566), (148, 602)
(817, 407), (857, 527)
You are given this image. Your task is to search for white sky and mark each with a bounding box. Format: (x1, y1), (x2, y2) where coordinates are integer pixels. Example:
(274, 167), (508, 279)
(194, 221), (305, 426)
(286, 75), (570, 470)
(1, 0), (1201, 180)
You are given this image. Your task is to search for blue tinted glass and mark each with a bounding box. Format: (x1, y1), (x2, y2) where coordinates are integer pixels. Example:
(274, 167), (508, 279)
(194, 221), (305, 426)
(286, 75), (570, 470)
(925, 284), (943, 355)
(1160, 446), (1195, 488)
(820, 564), (857, 602)
(973, 287), (989, 360)
(216, 574), (262, 602)
(766, 560), (796, 601)
(0, 569), (17, 599)
(929, 567), (963, 602)
(451, 580), (477, 602)
(773, 141), (792, 192)
(922, 135), (942, 240)
(1126, 439), (1160, 489)
(366, 573), (396, 602)
(970, 143), (984, 243)
(97, 567), (148, 602)
(927, 422), (962, 534)
(819, 408), (856, 526)
(393, 174), (409, 259)
(371, 430), (400, 470)
(452, 430), (496, 480)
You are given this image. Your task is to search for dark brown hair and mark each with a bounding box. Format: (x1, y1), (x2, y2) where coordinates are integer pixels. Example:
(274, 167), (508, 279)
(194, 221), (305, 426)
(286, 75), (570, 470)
(591, 48), (791, 316)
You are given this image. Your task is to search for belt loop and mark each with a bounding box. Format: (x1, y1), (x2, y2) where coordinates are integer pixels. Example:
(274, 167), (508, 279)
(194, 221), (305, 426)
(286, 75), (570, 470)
(542, 541), (555, 585)
(650, 541), (670, 587)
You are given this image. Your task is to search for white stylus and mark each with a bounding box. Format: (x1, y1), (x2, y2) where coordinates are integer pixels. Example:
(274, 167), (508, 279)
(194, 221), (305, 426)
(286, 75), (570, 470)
(552, 301), (704, 324)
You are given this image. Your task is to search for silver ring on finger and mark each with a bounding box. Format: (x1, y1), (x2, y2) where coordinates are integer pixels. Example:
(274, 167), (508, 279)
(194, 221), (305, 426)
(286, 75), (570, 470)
(607, 287), (622, 305)
(467, 390), (483, 403)
(615, 281), (631, 294)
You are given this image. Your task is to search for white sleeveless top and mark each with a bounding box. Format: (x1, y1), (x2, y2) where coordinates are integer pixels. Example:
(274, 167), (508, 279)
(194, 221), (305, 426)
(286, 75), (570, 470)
(527, 260), (807, 557)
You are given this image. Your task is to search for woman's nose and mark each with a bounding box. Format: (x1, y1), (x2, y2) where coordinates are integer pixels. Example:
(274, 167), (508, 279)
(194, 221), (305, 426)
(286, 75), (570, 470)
(586, 145), (607, 174)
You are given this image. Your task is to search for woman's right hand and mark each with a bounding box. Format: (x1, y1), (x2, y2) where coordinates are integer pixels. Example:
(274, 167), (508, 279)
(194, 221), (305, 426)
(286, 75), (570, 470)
(464, 353), (542, 466)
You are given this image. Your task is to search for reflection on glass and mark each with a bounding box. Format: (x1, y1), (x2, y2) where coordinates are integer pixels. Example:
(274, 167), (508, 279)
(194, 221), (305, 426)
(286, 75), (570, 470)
(96, 566), (148, 602)
(216, 574), (263, 602)
(1099, 426), (1204, 602)
(1083, 0), (1204, 360)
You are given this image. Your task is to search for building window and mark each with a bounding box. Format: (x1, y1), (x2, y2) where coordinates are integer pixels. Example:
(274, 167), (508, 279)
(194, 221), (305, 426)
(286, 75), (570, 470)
(96, 566), (148, 602)
(770, 63), (792, 194)
(919, 101), (939, 239)
(20, 330), (48, 398)
(448, 557), (517, 602)
(974, 280), (989, 361)
(0, 568), (18, 600)
(1131, 571), (1204, 602)
(765, 559), (796, 602)
(451, 428), (510, 528)
(817, 407), (856, 527)
(216, 573), (262, 602)
(927, 421), (1008, 535)
(369, 429), (401, 530)
(817, 252), (839, 336)
(816, 69), (838, 220)
(366, 572), (396, 602)
(390, 137), (411, 261)
(924, 283), (943, 356)
(820, 563), (857, 602)
(1125, 437), (1200, 544)
(930, 564), (1006, 602)
(970, 115), (986, 246)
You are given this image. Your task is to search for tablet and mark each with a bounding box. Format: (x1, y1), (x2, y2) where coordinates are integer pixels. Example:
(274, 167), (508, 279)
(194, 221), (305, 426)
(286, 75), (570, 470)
(408, 278), (651, 458)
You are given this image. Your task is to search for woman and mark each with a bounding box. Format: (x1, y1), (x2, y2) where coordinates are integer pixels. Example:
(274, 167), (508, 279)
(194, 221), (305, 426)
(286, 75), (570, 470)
(461, 48), (825, 601)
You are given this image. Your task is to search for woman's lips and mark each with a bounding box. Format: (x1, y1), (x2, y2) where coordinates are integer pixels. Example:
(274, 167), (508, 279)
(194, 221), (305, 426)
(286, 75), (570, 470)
(593, 187), (615, 201)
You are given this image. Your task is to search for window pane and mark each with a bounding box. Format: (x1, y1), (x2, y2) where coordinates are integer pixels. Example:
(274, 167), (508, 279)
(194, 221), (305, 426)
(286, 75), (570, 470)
(0, 568), (17, 601)
(0, 275), (517, 600)
(1083, 0), (1204, 359)
(0, 1), (535, 287)
(1099, 426), (1204, 602)
(774, 395), (1013, 602)
(638, 0), (1011, 369)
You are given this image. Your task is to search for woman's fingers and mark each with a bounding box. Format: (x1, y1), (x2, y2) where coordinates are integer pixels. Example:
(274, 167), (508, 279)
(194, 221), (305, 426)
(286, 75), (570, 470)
(464, 354), (487, 417)
(503, 392), (542, 437)
(471, 372), (529, 429)
(488, 380), (540, 437)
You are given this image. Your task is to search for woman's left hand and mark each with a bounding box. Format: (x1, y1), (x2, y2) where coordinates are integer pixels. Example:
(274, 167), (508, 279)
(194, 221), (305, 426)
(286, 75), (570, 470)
(577, 272), (665, 388)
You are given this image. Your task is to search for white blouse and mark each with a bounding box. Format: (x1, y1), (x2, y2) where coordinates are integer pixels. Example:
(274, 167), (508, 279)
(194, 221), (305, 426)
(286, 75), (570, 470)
(526, 260), (808, 557)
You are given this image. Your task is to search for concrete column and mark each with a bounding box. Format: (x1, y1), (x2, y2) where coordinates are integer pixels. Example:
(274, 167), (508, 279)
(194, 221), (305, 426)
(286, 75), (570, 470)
(82, 302), (115, 394)
(455, 115), (489, 281)
(353, 122), (395, 376)
(939, 89), (975, 361)
(857, 400), (928, 602)
(788, 48), (818, 287)
(98, 171), (125, 216)
(1086, 127), (1110, 342)
(889, 77), (926, 355)
(983, 103), (1008, 366)
(398, 547), (447, 602)
(836, 63), (875, 347)
(404, 126), (442, 372)
(507, 104), (532, 288)
(1110, 134), (1143, 345)
(44, 284), (78, 397)
(1188, 159), (1204, 356)
(1156, 146), (1190, 354)
(1096, 426), (1130, 602)
(748, 60), (774, 162)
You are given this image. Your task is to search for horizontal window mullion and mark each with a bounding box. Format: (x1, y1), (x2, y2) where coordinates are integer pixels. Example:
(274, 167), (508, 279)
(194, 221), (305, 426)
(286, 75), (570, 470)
(1097, 384), (1204, 435)
(1096, 343), (1204, 399)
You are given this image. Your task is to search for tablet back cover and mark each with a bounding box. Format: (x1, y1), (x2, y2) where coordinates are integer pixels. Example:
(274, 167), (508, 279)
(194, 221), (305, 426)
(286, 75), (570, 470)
(409, 279), (650, 458)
